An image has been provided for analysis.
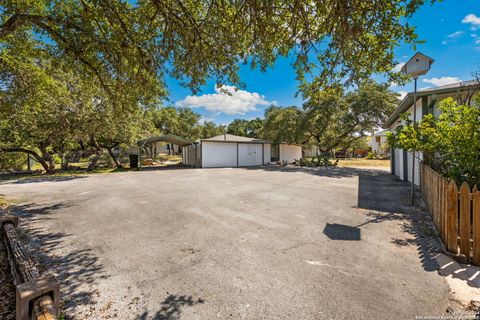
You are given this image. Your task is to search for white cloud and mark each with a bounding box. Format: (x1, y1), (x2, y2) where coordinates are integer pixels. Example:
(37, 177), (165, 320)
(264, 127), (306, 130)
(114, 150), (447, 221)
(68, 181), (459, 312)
(398, 91), (408, 99)
(463, 14), (480, 26)
(448, 31), (464, 38)
(177, 85), (275, 115)
(198, 116), (216, 124)
(392, 62), (405, 73)
(422, 77), (461, 87)
(442, 31), (464, 45)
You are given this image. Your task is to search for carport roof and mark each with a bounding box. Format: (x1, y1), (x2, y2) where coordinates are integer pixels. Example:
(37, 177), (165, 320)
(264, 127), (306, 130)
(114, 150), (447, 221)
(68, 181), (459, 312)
(137, 134), (195, 147)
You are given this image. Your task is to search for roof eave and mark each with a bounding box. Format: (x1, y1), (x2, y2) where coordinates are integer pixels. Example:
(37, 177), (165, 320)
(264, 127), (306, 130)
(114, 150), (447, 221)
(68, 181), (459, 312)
(383, 82), (478, 129)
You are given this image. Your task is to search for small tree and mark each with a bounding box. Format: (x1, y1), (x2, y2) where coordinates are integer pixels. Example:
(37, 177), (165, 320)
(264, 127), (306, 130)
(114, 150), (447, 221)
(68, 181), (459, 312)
(199, 121), (223, 139)
(388, 97), (480, 186)
(262, 106), (306, 144)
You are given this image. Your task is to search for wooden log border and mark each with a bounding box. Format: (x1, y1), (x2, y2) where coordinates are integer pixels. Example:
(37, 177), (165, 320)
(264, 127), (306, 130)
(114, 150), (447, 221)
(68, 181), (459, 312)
(1, 214), (60, 320)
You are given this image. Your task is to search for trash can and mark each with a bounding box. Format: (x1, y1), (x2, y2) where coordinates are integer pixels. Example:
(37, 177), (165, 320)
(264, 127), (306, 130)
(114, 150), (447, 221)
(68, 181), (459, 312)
(129, 154), (139, 169)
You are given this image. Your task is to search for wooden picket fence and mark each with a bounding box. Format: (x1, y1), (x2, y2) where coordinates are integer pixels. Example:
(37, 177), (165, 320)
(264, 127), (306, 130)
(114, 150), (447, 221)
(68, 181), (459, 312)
(421, 164), (480, 265)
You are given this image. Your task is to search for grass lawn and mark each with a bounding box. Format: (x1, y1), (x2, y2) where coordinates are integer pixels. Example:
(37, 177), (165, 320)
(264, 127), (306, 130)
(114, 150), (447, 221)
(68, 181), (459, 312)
(337, 158), (390, 168)
(1, 154), (184, 182)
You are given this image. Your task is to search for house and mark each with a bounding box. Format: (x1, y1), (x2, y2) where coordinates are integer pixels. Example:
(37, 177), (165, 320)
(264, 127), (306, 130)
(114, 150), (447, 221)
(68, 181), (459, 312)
(182, 134), (302, 168)
(383, 80), (478, 185)
(367, 130), (388, 156)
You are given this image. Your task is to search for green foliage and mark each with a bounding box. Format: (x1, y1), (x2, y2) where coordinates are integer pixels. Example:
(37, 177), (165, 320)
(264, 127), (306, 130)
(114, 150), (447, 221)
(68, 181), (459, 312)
(0, 36), (75, 172)
(227, 118), (264, 138)
(366, 152), (376, 160)
(302, 82), (398, 152)
(0, 1), (436, 172)
(0, 152), (26, 171)
(263, 81), (398, 151)
(0, 33), (154, 171)
(263, 106), (305, 143)
(295, 156), (339, 167)
(390, 97), (480, 186)
(149, 106), (223, 140)
(199, 121), (224, 139)
(349, 137), (369, 150)
(1, 0), (433, 98)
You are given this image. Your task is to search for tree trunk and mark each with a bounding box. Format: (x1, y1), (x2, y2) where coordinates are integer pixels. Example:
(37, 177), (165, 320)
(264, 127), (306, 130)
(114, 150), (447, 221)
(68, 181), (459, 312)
(87, 149), (101, 171)
(39, 147), (56, 173)
(1, 147), (54, 173)
(105, 146), (122, 168)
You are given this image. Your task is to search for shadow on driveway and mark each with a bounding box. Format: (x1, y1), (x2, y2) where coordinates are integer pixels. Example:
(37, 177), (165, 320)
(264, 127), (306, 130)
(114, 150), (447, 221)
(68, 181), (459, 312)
(356, 172), (480, 288)
(267, 165), (480, 289)
(0, 175), (87, 185)
(9, 202), (107, 315)
(136, 294), (205, 320)
(244, 165), (385, 179)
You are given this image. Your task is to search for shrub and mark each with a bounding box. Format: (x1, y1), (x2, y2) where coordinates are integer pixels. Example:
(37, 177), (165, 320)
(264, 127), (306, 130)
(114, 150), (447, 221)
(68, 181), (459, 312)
(0, 152), (26, 171)
(294, 155), (338, 167)
(388, 97), (480, 186)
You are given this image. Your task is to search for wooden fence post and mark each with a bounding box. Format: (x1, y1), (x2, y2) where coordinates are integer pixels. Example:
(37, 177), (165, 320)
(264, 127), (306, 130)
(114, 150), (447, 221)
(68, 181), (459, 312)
(472, 186), (480, 265)
(442, 178), (448, 243)
(446, 180), (459, 254)
(459, 182), (471, 260)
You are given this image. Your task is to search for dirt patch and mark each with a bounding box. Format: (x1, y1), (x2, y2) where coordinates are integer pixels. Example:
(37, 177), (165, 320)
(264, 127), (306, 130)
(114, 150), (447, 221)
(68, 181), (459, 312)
(0, 242), (15, 320)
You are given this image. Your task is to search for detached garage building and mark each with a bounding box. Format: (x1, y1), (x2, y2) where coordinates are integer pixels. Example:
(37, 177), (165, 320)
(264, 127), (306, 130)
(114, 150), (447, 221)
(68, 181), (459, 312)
(183, 134), (302, 168)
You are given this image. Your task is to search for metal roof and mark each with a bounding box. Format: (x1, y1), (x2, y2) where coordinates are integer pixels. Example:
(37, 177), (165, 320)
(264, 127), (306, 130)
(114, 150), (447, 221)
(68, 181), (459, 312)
(137, 134), (195, 147)
(383, 79), (479, 128)
(201, 134), (273, 144)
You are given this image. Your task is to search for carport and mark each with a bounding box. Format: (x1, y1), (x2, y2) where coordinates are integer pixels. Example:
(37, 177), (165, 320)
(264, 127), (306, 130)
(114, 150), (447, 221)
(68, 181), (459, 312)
(137, 134), (196, 169)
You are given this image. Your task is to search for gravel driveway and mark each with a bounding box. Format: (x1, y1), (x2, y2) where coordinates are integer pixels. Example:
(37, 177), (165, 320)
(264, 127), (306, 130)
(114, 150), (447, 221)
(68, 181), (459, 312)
(0, 166), (459, 319)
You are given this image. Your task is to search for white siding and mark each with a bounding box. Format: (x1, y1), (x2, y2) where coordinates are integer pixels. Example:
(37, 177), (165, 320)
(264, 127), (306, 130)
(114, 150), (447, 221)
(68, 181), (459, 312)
(182, 144), (199, 167)
(394, 148), (403, 178)
(238, 143), (263, 166)
(390, 96), (424, 184)
(280, 145), (302, 163)
(407, 151), (421, 186)
(263, 143), (271, 164)
(201, 142), (237, 168)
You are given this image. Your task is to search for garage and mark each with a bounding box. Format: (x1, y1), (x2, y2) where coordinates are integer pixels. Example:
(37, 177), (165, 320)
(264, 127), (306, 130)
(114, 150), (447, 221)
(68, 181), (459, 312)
(183, 134), (302, 168)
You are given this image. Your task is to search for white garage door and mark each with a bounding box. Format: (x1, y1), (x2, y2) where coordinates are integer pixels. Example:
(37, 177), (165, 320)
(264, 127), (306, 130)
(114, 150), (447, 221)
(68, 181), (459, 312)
(202, 142), (237, 168)
(238, 143), (263, 166)
(394, 148), (402, 178)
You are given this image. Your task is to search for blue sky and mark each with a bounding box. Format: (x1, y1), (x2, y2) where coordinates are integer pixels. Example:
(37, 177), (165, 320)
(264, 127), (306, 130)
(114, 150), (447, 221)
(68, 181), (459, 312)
(167, 0), (480, 125)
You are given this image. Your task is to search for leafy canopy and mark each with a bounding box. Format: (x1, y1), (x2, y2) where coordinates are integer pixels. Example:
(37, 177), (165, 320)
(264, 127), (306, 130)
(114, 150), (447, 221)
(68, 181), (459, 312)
(227, 118), (264, 138)
(263, 82), (399, 151)
(1, 0), (434, 98)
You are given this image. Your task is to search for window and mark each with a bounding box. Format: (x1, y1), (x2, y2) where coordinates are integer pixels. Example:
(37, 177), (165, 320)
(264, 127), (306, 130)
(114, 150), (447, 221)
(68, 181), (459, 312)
(271, 144), (279, 162)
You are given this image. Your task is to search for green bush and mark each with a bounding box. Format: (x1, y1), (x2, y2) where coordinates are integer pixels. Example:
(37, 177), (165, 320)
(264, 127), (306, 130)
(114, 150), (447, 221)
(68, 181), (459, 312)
(294, 155), (338, 167)
(0, 152), (26, 171)
(388, 97), (480, 186)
